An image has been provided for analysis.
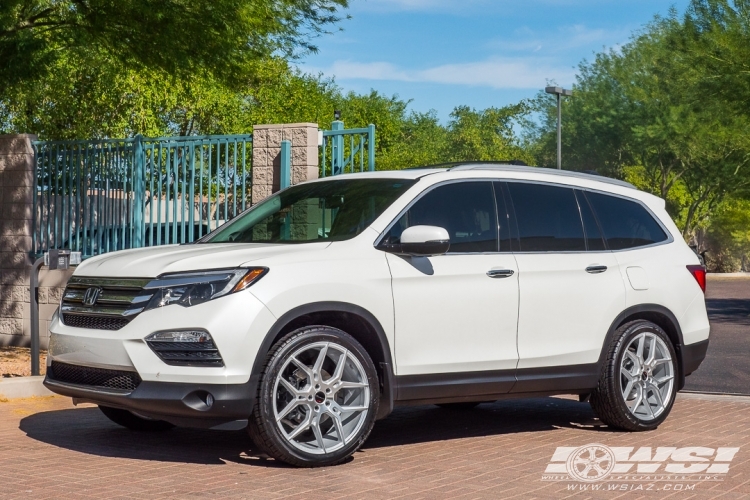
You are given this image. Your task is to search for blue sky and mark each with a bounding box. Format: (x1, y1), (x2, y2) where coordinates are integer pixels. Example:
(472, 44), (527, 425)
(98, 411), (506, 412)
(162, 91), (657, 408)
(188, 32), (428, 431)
(299, 0), (692, 121)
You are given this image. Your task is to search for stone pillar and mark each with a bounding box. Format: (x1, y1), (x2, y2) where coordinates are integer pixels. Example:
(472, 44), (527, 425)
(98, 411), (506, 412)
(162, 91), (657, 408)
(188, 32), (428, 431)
(0, 134), (35, 345)
(251, 123), (319, 204)
(0, 134), (71, 349)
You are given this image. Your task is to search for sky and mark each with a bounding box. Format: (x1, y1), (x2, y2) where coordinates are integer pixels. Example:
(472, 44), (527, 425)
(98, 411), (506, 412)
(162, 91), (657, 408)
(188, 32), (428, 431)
(298, 0), (693, 122)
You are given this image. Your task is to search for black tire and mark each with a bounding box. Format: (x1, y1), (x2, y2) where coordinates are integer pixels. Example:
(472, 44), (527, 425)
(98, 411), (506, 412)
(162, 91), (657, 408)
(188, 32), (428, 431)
(98, 405), (175, 432)
(436, 402), (482, 410)
(248, 326), (380, 467)
(590, 320), (678, 431)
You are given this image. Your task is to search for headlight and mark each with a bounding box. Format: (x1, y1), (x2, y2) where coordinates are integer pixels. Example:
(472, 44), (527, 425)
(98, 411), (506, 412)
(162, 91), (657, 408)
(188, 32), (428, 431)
(143, 268), (267, 310)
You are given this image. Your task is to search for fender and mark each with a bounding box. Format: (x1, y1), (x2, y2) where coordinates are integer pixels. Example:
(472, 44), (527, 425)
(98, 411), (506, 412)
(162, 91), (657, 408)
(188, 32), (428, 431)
(596, 303), (688, 390)
(248, 301), (395, 420)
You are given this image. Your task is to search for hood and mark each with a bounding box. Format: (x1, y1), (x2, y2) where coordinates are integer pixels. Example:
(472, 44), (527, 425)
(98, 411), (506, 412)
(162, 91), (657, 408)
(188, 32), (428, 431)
(74, 242), (331, 278)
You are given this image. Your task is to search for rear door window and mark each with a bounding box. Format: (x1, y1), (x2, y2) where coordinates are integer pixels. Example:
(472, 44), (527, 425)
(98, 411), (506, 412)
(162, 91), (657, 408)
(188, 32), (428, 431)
(585, 192), (668, 250)
(507, 182), (586, 252)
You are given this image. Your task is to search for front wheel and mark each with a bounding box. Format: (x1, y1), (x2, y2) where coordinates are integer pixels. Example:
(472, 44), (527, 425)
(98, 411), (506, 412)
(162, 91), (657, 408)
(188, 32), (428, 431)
(248, 326), (379, 467)
(590, 320), (677, 431)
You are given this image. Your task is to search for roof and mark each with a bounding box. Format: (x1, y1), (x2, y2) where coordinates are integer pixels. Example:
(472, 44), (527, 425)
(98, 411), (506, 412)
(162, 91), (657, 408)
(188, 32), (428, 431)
(310, 162), (636, 190)
(446, 163), (636, 189)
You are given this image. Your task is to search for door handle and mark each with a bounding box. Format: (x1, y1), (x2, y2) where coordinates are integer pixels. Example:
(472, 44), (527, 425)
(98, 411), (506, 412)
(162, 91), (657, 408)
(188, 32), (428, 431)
(487, 269), (515, 278)
(586, 265), (608, 274)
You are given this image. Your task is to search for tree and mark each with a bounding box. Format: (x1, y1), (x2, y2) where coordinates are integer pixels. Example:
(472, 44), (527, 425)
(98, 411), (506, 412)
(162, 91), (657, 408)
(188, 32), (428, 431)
(528, 4), (750, 240)
(0, 0), (348, 95)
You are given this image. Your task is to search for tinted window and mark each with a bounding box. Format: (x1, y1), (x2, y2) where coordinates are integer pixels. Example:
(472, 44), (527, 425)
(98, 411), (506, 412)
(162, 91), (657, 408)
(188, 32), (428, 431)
(586, 192), (668, 250)
(384, 182), (498, 253)
(576, 190), (606, 251)
(507, 183), (585, 252)
(204, 179), (415, 244)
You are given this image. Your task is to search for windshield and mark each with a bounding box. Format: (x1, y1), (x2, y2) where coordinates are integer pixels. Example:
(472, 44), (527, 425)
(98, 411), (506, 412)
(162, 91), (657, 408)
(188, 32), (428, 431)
(203, 178), (416, 244)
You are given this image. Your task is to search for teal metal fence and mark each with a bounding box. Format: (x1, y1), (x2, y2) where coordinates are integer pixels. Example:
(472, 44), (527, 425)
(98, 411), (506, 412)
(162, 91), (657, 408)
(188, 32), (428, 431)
(320, 120), (375, 177)
(32, 133), (252, 258)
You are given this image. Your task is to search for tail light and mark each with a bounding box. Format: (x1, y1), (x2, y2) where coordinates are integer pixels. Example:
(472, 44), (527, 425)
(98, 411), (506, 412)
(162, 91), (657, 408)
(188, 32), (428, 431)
(686, 265), (706, 293)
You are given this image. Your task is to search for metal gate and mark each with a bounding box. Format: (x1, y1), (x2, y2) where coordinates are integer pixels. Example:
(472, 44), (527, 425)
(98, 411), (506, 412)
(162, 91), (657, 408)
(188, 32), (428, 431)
(32, 134), (252, 258)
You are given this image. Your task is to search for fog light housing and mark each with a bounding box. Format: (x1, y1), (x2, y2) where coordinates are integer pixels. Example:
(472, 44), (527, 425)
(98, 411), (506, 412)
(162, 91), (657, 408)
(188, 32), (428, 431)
(145, 329), (224, 367)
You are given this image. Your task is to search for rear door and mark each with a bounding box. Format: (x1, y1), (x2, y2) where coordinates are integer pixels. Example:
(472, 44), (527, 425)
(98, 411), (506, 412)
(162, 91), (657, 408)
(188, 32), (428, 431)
(505, 182), (625, 383)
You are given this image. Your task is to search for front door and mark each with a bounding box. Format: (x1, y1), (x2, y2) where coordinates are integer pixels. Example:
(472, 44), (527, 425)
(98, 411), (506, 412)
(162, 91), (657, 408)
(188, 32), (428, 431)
(382, 181), (520, 399)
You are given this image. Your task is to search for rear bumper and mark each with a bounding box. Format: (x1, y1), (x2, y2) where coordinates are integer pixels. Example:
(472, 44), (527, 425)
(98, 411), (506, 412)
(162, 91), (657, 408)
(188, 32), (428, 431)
(680, 339), (710, 377)
(44, 375), (256, 428)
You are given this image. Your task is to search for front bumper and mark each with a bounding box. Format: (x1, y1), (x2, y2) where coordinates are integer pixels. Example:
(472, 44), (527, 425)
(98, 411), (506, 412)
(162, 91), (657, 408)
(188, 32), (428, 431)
(45, 288), (277, 426)
(44, 375), (257, 428)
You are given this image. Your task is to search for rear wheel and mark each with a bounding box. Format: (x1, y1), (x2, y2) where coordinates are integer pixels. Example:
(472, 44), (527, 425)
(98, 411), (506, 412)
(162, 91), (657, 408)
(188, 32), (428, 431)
(98, 405), (175, 432)
(248, 326), (379, 467)
(590, 320), (677, 431)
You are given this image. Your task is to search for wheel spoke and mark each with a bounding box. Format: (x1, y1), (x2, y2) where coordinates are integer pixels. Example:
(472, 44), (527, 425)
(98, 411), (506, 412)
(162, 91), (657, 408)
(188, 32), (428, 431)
(645, 335), (657, 365)
(312, 344), (329, 382)
(290, 356), (313, 382)
(279, 378), (303, 397)
(331, 411), (346, 445)
(276, 399), (300, 422)
(625, 350), (640, 370)
(655, 374), (674, 385)
(649, 382), (665, 409)
(287, 411), (313, 440)
(311, 415), (327, 452)
(328, 349), (348, 385)
(643, 390), (655, 417)
(653, 357), (672, 366)
(339, 405), (368, 413)
(636, 334), (646, 364)
(339, 381), (368, 389)
(629, 389), (643, 413)
(622, 379), (634, 399)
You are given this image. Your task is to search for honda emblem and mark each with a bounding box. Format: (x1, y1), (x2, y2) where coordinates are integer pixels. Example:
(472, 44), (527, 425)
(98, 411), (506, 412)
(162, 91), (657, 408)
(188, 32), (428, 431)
(82, 287), (102, 306)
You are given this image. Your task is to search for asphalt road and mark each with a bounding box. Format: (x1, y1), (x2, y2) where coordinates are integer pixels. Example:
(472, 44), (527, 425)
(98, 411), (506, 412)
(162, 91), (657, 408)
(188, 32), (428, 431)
(683, 277), (750, 395)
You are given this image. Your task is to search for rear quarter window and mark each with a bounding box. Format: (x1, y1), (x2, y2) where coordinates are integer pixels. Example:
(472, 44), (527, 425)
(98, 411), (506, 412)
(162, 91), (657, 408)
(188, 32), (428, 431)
(585, 191), (668, 250)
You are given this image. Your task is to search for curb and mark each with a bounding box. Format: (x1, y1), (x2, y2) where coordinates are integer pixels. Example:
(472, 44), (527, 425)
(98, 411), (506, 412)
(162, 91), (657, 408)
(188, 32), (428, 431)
(678, 391), (750, 403)
(707, 272), (750, 278)
(0, 376), (53, 399)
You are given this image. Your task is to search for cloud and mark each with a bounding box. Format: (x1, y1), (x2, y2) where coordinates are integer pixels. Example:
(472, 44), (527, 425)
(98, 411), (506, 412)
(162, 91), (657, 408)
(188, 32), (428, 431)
(303, 57), (576, 89)
(487, 23), (626, 54)
(356, 0), (490, 12)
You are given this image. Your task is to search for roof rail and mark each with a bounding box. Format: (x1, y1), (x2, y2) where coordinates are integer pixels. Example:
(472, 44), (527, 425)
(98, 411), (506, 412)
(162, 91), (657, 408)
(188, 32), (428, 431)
(445, 162), (636, 189)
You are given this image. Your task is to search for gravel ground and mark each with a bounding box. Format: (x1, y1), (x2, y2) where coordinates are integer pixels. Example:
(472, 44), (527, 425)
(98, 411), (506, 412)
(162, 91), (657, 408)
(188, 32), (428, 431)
(0, 347), (47, 378)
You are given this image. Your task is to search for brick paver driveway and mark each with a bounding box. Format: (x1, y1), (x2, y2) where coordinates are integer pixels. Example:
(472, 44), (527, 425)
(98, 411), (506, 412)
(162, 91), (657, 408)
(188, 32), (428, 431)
(2, 393), (750, 499)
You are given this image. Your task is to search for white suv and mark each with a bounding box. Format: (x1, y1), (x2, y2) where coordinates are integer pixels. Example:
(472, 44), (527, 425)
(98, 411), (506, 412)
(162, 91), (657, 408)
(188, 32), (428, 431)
(45, 164), (710, 467)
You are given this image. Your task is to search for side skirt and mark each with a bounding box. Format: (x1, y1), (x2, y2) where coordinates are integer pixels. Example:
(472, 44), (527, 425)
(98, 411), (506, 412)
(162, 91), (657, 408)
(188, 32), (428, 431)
(394, 363), (599, 406)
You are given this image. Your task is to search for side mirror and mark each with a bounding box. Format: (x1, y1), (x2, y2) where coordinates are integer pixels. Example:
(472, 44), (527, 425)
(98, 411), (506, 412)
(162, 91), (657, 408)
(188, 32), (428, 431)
(399, 225), (450, 256)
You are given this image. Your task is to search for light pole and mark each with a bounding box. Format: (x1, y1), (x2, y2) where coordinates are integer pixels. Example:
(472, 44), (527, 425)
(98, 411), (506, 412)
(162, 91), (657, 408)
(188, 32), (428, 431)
(545, 86), (573, 170)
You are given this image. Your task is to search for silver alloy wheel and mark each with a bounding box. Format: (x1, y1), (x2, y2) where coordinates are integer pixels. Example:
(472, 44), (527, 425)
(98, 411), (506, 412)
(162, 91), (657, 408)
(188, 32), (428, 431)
(273, 341), (370, 455)
(620, 332), (675, 421)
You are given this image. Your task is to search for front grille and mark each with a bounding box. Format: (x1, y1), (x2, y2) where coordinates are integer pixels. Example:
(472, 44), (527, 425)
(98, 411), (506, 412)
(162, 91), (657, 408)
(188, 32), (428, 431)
(146, 340), (224, 367)
(48, 361), (142, 392)
(62, 314), (129, 331)
(61, 277), (154, 330)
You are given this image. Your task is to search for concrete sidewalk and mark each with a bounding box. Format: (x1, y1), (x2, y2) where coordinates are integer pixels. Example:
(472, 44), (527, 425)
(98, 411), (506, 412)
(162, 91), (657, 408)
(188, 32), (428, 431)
(0, 376), (51, 399)
(2, 392), (749, 499)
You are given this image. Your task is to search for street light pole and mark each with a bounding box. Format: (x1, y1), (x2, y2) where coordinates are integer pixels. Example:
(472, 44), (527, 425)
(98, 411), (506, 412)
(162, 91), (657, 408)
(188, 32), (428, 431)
(545, 86), (573, 170)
